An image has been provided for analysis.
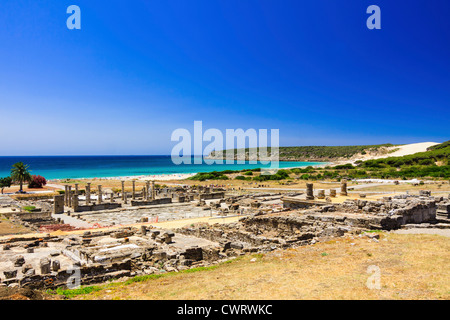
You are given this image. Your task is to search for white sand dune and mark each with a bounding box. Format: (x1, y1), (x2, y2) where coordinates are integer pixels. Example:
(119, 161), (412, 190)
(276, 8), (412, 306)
(346, 141), (440, 165)
(383, 142), (439, 157)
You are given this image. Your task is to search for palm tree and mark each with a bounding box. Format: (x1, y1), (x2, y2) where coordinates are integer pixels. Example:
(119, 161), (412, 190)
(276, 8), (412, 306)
(10, 162), (32, 193)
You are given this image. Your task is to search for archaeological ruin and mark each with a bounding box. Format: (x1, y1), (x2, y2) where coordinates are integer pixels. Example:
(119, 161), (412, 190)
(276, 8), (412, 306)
(1, 180), (449, 290)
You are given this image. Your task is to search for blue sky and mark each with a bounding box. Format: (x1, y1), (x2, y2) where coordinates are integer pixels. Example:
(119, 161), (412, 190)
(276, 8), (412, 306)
(0, 0), (449, 155)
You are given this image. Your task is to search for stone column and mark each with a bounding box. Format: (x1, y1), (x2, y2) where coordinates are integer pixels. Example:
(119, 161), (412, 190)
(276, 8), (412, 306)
(98, 185), (102, 204)
(86, 183), (91, 205)
(330, 189), (337, 198)
(68, 186), (72, 207)
(146, 181), (150, 201)
(132, 180), (136, 200)
(53, 195), (64, 214)
(142, 186), (146, 200)
(306, 183), (314, 200)
(72, 194), (79, 212)
(340, 179), (348, 196)
(64, 185), (69, 205)
(74, 183), (79, 196)
(123, 192), (128, 204)
(110, 192), (114, 203)
(121, 181), (125, 201)
(151, 181), (156, 200)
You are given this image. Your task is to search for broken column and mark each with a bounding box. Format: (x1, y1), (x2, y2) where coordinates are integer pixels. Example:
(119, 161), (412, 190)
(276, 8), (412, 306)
(124, 192), (128, 204)
(98, 185), (102, 204)
(330, 189), (337, 198)
(53, 195), (64, 214)
(40, 258), (51, 275)
(86, 183), (91, 205)
(52, 260), (60, 272)
(74, 183), (79, 196)
(306, 183), (314, 200)
(340, 179), (348, 196)
(132, 180), (136, 200)
(317, 189), (325, 199)
(121, 181), (125, 201)
(110, 192), (114, 203)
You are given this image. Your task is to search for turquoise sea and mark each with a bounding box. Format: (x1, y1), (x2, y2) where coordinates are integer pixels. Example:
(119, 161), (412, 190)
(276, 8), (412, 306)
(0, 156), (324, 180)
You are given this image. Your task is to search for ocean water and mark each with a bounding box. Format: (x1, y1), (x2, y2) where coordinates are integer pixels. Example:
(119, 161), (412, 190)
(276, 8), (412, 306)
(0, 156), (324, 180)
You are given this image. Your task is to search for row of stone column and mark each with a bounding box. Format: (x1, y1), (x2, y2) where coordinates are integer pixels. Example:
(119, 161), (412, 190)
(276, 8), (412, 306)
(305, 179), (348, 200)
(63, 180), (156, 208)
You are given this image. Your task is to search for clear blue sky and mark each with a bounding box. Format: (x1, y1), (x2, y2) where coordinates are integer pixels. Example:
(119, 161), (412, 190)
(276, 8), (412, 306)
(0, 0), (449, 155)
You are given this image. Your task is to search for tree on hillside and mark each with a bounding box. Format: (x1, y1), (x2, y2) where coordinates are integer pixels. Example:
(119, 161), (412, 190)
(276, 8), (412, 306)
(0, 177), (12, 194)
(10, 162), (32, 193)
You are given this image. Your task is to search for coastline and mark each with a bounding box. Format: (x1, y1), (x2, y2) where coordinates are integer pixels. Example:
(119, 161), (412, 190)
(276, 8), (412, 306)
(50, 173), (199, 183)
(48, 162), (331, 183)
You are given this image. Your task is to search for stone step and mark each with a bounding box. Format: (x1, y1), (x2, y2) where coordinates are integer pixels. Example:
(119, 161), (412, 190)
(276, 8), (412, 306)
(436, 211), (450, 218)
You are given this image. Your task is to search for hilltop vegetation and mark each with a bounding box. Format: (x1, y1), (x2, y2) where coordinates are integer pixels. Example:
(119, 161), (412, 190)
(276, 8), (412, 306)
(209, 144), (397, 161)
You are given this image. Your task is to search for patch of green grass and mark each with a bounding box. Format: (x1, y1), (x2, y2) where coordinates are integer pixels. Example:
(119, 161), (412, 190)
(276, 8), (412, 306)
(22, 206), (36, 212)
(52, 286), (102, 298)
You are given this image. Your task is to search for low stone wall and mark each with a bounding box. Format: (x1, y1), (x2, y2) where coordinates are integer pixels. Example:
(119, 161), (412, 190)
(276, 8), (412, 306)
(75, 203), (122, 212)
(197, 192), (226, 200)
(11, 211), (52, 220)
(281, 197), (328, 210)
(130, 197), (172, 206)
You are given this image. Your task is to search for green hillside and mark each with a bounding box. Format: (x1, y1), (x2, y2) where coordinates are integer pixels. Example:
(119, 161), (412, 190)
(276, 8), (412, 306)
(210, 144), (397, 161)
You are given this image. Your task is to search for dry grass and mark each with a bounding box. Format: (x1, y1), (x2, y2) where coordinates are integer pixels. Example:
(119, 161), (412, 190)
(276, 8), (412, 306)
(0, 215), (32, 236)
(70, 232), (449, 300)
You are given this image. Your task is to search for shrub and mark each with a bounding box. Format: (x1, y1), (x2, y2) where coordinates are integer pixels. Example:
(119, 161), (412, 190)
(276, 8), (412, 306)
(235, 175), (251, 181)
(28, 175), (47, 188)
